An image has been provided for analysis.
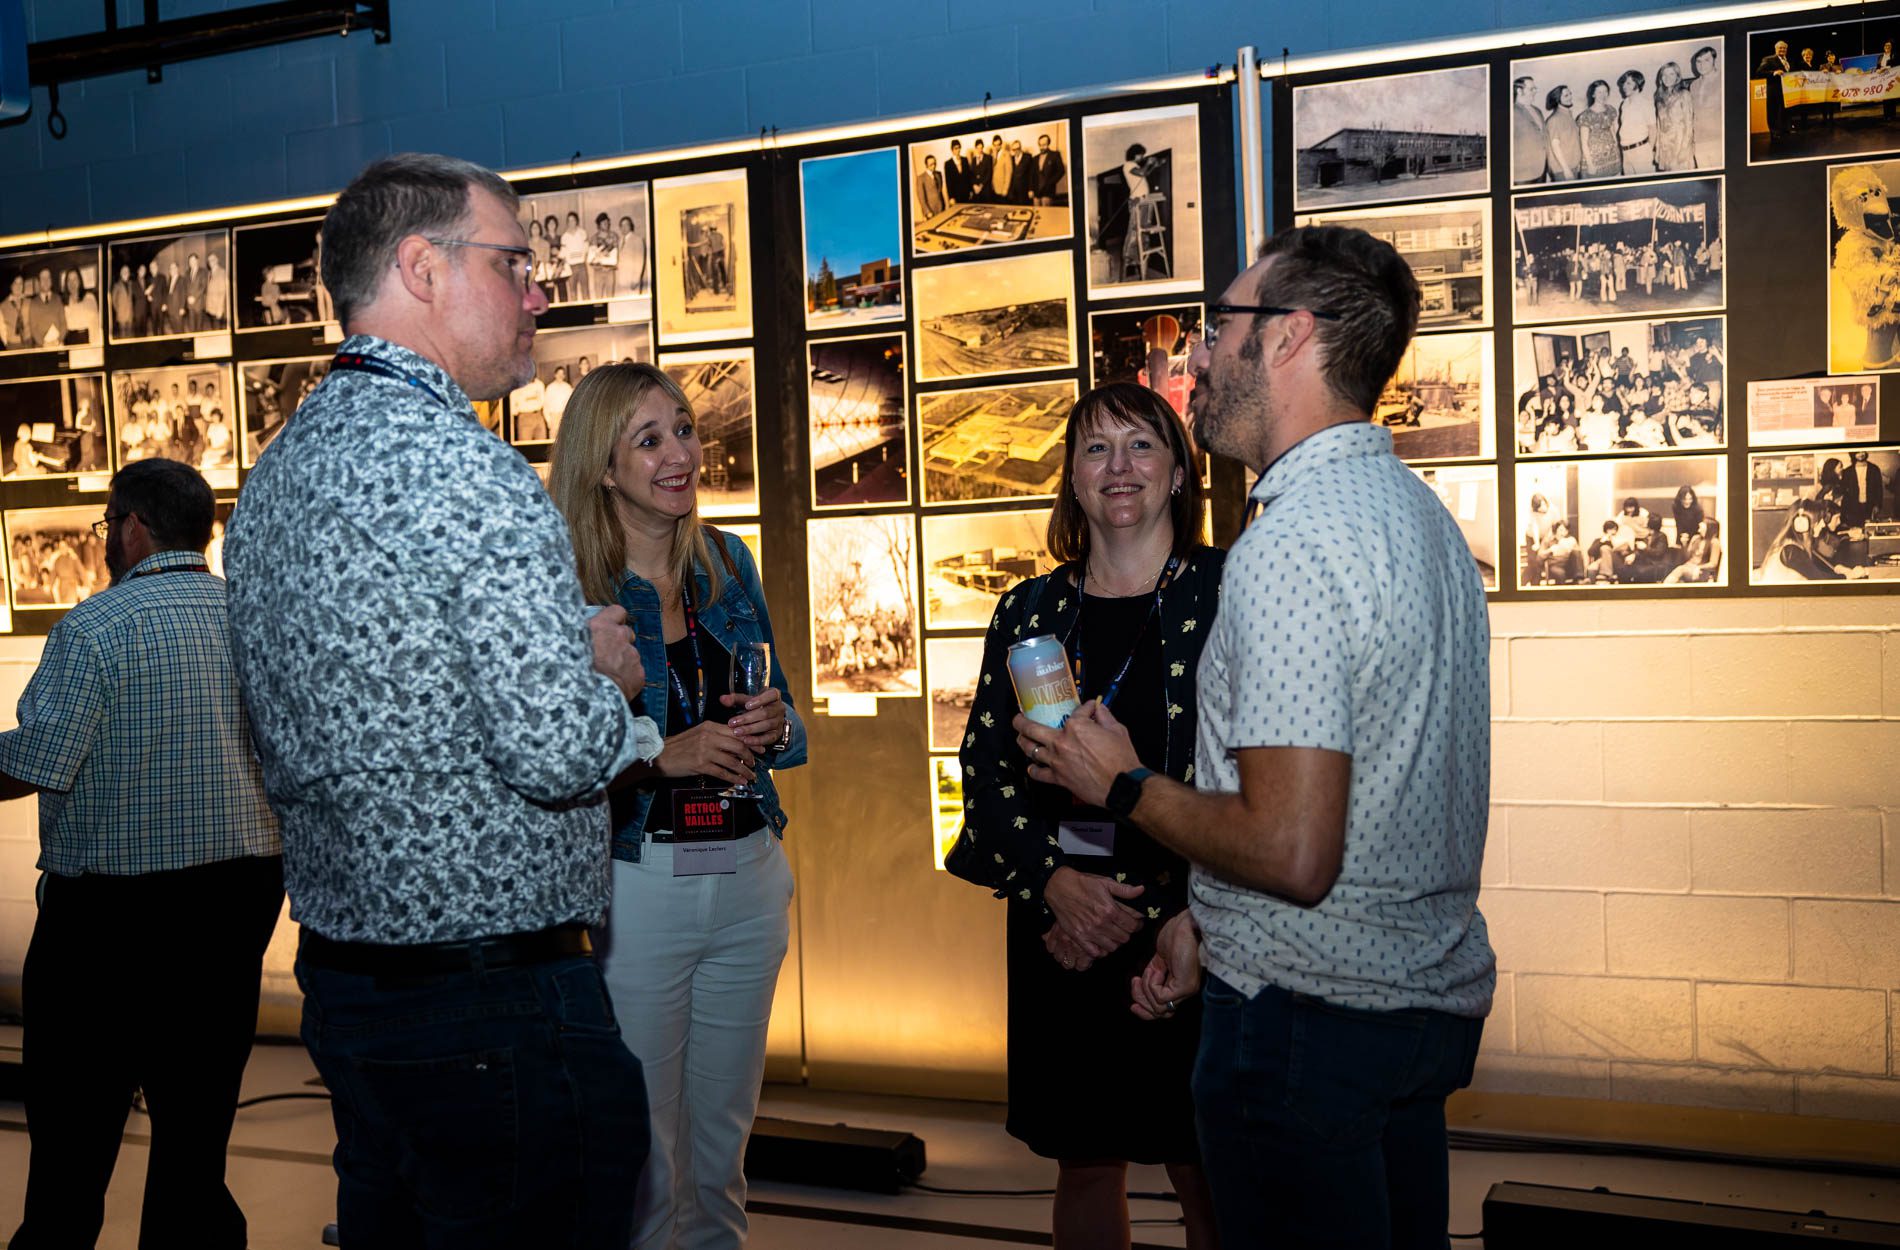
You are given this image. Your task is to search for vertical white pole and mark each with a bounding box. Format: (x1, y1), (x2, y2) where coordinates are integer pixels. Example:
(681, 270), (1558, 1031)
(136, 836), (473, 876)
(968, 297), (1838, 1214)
(1236, 44), (1268, 264)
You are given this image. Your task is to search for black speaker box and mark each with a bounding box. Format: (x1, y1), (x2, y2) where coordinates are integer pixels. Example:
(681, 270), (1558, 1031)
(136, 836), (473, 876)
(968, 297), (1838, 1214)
(744, 1116), (927, 1195)
(1483, 1182), (1900, 1248)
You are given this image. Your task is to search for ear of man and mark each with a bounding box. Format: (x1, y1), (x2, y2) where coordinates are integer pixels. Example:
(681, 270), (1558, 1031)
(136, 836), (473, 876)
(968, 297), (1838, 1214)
(393, 235), (443, 305)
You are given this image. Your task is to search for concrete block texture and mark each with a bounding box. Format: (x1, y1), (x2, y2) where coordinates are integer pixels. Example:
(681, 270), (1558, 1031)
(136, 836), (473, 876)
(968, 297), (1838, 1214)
(1690, 808), (1883, 898)
(1481, 972), (1514, 1052)
(1516, 974), (1693, 1061)
(1491, 720), (1602, 802)
(1697, 984), (1888, 1074)
(1478, 887), (1603, 974)
(1481, 806), (1508, 886)
(1690, 631), (1886, 717)
(1887, 633), (1900, 717)
(1601, 720), (1789, 804)
(1509, 635), (1690, 718)
(1489, 638), (1509, 718)
(1466, 1054), (1612, 1099)
(1789, 721), (1900, 807)
(1508, 805), (1689, 891)
(1794, 1074), (1900, 1121)
(1792, 901), (1900, 990)
(1609, 1062), (1796, 1115)
(1606, 894), (1789, 982)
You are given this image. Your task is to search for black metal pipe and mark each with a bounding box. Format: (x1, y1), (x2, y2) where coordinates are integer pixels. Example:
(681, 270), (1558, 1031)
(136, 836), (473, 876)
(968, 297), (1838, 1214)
(28, 0), (388, 87)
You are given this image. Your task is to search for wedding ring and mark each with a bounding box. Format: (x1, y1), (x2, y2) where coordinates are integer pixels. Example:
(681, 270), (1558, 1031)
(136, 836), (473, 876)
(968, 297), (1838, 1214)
(1032, 744), (1042, 761)
(1165, 999), (1177, 1013)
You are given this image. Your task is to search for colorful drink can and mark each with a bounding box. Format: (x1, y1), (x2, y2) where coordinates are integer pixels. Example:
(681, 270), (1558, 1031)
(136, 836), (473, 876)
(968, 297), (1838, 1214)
(1007, 634), (1081, 728)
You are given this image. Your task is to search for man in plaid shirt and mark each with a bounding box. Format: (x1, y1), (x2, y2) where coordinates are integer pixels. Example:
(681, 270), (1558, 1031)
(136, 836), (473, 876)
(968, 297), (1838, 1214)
(0, 457), (283, 1250)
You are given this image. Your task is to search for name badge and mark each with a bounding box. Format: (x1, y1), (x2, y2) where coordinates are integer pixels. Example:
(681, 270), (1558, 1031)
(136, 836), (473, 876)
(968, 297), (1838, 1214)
(670, 789), (738, 876)
(673, 841), (737, 876)
(1057, 820), (1116, 857)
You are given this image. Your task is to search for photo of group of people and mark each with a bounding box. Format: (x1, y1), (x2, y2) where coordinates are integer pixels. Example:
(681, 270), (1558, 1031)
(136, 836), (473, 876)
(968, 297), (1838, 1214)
(0, 246), (103, 354)
(107, 230), (232, 342)
(507, 324), (654, 446)
(1513, 176), (1726, 324)
(1518, 456), (1727, 588)
(1510, 36), (1724, 186)
(0, 373), (108, 480)
(233, 218), (332, 331)
(1513, 316), (1726, 455)
(807, 512), (920, 699)
(906, 121), (1071, 255)
(112, 365), (238, 473)
(1749, 448), (1900, 583)
(1081, 103), (1204, 297)
(6, 505), (111, 610)
(1749, 16), (1900, 165)
(518, 182), (651, 317)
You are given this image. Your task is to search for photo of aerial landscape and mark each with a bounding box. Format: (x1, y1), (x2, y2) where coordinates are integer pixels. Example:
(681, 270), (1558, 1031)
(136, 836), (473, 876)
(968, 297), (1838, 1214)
(911, 249), (1075, 382)
(918, 380), (1074, 504)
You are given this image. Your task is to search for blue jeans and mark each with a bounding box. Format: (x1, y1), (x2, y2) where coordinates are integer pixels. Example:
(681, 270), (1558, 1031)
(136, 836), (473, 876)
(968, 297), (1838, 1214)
(1192, 976), (1484, 1250)
(297, 952), (650, 1249)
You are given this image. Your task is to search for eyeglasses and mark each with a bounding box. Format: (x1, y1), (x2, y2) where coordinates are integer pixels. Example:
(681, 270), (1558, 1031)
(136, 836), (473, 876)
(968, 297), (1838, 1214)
(423, 237), (538, 293)
(1204, 302), (1341, 349)
(92, 512), (130, 538)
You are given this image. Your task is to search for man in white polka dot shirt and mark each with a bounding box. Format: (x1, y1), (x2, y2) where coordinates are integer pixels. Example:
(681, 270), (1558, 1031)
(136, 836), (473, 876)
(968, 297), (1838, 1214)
(1018, 225), (1494, 1248)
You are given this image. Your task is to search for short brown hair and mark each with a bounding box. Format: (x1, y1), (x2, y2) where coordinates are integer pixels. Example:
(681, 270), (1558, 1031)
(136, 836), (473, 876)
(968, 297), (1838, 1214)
(1251, 225), (1421, 416)
(1047, 382), (1202, 564)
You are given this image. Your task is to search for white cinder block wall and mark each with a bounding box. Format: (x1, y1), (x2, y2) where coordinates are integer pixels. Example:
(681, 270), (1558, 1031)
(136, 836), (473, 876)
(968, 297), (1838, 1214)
(0, 596), (1894, 1125)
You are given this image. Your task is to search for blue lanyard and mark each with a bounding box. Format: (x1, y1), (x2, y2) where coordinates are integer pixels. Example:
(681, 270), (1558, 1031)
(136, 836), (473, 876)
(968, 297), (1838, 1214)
(665, 577), (707, 727)
(329, 352), (450, 408)
(1068, 556), (1177, 709)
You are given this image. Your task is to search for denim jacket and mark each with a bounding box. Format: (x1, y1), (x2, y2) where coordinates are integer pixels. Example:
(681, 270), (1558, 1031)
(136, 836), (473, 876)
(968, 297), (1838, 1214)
(609, 528), (806, 863)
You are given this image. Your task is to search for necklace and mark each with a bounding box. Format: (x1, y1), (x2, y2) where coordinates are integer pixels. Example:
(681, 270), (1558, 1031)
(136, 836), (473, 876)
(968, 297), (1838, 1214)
(1084, 553), (1170, 598)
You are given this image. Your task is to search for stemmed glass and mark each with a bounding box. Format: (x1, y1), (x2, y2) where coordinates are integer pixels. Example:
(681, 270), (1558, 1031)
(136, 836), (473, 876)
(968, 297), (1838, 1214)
(723, 641), (772, 798)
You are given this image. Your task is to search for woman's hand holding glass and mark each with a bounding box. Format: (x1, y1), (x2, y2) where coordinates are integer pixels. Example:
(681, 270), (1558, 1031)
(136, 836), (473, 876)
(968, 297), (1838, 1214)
(655, 722), (756, 787)
(721, 686), (786, 754)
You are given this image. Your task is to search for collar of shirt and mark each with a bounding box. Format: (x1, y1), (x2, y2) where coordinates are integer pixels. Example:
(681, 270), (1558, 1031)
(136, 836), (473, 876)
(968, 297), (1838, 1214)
(1249, 421), (1393, 511)
(123, 548), (212, 578)
(335, 333), (476, 416)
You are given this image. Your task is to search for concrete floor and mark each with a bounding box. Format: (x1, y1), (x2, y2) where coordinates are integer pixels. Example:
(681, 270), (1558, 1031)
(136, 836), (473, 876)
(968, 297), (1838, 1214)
(0, 1037), (1896, 1248)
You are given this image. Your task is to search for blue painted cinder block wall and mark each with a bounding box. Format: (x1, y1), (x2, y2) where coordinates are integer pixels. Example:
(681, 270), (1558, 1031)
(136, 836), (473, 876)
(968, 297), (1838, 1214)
(0, 0), (1714, 236)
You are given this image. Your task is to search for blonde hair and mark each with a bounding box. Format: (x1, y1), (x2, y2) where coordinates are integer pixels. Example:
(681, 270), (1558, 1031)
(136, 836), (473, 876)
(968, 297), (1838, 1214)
(549, 361), (725, 606)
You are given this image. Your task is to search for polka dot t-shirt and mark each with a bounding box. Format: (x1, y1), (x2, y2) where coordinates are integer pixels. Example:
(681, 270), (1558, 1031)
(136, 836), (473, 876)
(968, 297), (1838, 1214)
(1192, 422), (1495, 1017)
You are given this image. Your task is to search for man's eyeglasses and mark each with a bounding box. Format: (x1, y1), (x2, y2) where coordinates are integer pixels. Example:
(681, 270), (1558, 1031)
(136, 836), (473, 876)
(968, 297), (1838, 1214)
(1204, 302), (1341, 349)
(424, 237), (538, 294)
(92, 512), (130, 539)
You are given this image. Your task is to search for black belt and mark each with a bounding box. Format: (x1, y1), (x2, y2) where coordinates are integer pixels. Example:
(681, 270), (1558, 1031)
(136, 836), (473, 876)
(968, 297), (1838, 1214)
(299, 923), (592, 977)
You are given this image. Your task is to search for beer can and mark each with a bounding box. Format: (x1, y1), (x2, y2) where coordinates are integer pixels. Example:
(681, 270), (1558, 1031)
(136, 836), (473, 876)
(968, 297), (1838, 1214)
(1007, 634), (1080, 728)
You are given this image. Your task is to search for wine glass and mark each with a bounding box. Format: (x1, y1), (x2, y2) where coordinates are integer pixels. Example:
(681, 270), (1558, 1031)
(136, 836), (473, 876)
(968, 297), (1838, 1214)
(723, 641), (772, 798)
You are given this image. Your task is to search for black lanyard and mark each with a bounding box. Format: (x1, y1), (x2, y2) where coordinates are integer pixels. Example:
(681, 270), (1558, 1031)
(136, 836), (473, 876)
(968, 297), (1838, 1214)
(329, 352), (450, 408)
(128, 563), (209, 579)
(665, 578), (707, 727)
(1068, 556), (1177, 709)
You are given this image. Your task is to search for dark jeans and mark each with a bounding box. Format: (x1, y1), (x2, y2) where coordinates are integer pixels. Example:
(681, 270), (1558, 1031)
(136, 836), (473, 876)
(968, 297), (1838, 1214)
(1192, 976), (1484, 1250)
(12, 854), (285, 1250)
(297, 945), (650, 1250)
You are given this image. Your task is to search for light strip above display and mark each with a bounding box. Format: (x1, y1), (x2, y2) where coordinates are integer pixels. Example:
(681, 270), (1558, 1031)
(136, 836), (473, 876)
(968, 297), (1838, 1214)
(0, 67), (1232, 253)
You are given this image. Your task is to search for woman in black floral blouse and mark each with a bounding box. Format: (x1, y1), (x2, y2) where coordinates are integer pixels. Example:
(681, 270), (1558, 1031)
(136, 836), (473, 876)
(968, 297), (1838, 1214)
(948, 382), (1223, 1249)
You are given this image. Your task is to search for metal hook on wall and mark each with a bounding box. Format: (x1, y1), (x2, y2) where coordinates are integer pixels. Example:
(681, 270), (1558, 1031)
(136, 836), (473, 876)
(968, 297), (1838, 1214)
(46, 82), (67, 141)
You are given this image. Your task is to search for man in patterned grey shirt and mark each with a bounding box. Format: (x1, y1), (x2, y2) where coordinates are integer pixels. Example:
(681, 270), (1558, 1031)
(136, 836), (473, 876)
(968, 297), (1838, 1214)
(224, 153), (661, 1247)
(1019, 226), (1493, 1248)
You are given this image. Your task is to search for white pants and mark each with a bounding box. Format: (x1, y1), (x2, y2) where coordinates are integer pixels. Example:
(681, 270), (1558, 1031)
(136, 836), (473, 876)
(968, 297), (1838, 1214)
(603, 830), (793, 1250)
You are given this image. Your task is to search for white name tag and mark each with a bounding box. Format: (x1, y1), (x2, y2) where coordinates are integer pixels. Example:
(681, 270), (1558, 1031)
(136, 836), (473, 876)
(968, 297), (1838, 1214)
(1057, 820), (1116, 857)
(673, 841), (737, 876)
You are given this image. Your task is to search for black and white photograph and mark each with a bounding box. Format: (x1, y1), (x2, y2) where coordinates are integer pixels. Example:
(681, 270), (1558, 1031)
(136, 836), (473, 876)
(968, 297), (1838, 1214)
(929, 755), (963, 872)
(921, 507), (1054, 629)
(0, 373), (109, 481)
(1827, 159), (1900, 373)
(508, 323), (654, 445)
(232, 217), (333, 331)
(807, 512), (920, 699)
(1748, 375), (1881, 446)
(1512, 176), (1725, 325)
(918, 381), (1074, 506)
(1294, 199), (1490, 329)
(907, 120), (1071, 255)
(113, 363), (237, 472)
(1081, 103), (1203, 297)
(654, 169), (750, 344)
(106, 228), (233, 342)
(1378, 330), (1494, 463)
(6, 504), (111, 610)
(911, 248), (1075, 383)
(1509, 36), (1723, 187)
(1748, 17), (1900, 166)
(1749, 448), (1900, 584)
(1089, 303), (1202, 420)
(1512, 315), (1726, 456)
(809, 333), (910, 510)
(661, 347), (757, 517)
(802, 147), (904, 331)
(1517, 454), (1728, 590)
(925, 636), (985, 752)
(1413, 465), (1499, 591)
(1291, 64), (1489, 211)
(518, 181), (651, 316)
(238, 358), (328, 467)
(0, 245), (103, 354)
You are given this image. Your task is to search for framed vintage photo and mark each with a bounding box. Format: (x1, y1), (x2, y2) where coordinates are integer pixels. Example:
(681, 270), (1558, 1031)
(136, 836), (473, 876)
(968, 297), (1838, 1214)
(918, 380), (1075, 506)
(112, 363), (236, 471)
(925, 635), (985, 752)
(802, 147), (905, 331)
(1292, 64), (1489, 211)
(921, 507), (1054, 630)
(661, 347), (758, 517)
(1509, 36), (1723, 187)
(1748, 448), (1899, 585)
(1516, 454), (1728, 590)
(806, 512), (921, 699)
(808, 333), (910, 510)
(1511, 176), (1725, 325)
(1088, 303), (1203, 420)
(1748, 17), (1900, 166)
(1294, 198), (1491, 330)
(1827, 159), (1900, 373)
(907, 120), (1072, 256)
(232, 217), (333, 332)
(507, 323), (654, 445)
(1748, 375), (1881, 447)
(107, 229), (233, 343)
(0, 245), (104, 355)
(237, 358), (328, 467)
(518, 181), (651, 317)
(1413, 464), (1499, 591)
(1512, 315), (1726, 456)
(911, 248), (1075, 384)
(1379, 330), (1494, 464)
(0, 372), (110, 481)
(1081, 103), (1203, 297)
(653, 169), (749, 345)
(928, 755), (964, 872)
(5, 504), (112, 611)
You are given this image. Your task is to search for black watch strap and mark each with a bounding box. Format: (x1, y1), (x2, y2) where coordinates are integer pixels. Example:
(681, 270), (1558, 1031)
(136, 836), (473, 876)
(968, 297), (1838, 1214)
(1105, 767), (1156, 820)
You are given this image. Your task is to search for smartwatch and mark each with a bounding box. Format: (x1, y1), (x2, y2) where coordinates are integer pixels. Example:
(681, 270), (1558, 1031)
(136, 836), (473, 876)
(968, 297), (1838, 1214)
(1105, 767), (1156, 820)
